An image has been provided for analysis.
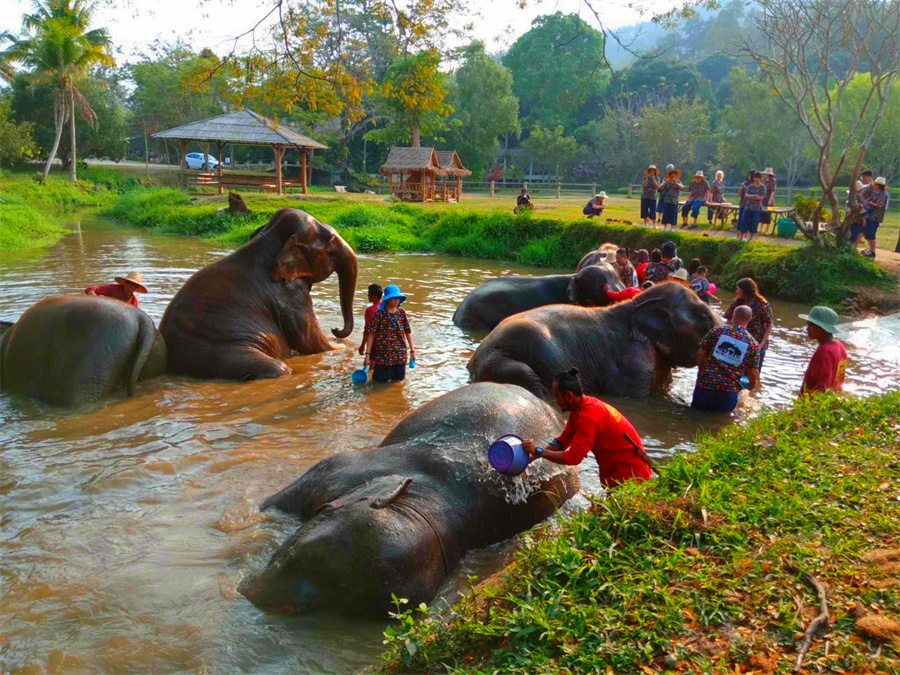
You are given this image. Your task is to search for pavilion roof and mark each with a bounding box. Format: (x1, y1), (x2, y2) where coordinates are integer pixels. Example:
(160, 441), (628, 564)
(379, 147), (444, 174)
(435, 150), (472, 176)
(152, 109), (327, 149)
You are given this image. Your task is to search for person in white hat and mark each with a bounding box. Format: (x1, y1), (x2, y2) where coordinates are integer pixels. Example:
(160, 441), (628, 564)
(85, 271), (147, 307)
(667, 267), (691, 287)
(640, 165), (660, 226)
(583, 192), (607, 219)
(681, 170), (710, 229)
(759, 168), (777, 235)
(708, 170), (726, 226)
(798, 305), (848, 396)
(859, 177), (889, 258)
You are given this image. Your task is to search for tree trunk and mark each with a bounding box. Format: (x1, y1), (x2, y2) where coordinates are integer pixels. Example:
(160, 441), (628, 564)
(410, 126), (420, 148)
(42, 96), (67, 181)
(69, 90), (77, 182)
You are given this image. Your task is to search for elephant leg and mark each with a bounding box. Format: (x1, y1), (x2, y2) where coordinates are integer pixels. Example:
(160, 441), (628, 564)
(469, 353), (550, 398)
(212, 346), (292, 381)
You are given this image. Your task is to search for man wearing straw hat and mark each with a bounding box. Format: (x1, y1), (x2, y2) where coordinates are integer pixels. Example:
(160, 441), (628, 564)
(798, 306), (848, 396)
(759, 168), (777, 234)
(681, 170), (710, 229)
(640, 165), (660, 226)
(859, 176), (889, 258)
(85, 272), (147, 307)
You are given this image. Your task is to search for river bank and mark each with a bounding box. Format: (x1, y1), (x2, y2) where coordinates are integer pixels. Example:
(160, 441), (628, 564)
(380, 391), (900, 674)
(101, 187), (897, 309)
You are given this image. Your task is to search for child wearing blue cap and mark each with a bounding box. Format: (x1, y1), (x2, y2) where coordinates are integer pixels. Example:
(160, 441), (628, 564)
(363, 285), (416, 382)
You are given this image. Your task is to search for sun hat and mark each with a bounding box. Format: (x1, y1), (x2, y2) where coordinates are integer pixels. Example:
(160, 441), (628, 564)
(799, 306), (839, 335)
(665, 164), (675, 173)
(762, 167), (775, 175)
(694, 170), (705, 178)
(667, 167), (682, 179)
(596, 191), (608, 199)
(645, 164), (659, 175)
(661, 241), (677, 259)
(874, 176), (887, 187)
(668, 268), (690, 281)
(379, 284), (407, 310)
(114, 271), (147, 293)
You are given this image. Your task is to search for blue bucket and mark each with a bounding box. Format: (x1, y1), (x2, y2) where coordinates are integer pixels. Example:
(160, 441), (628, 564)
(488, 434), (530, 476)
(739, 376), (750, 389)
(351, 367), (368, 384)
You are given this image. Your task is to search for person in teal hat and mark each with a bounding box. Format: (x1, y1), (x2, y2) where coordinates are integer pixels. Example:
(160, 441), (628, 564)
(363, 284), (416, 382)
(799, 306), (848, 396)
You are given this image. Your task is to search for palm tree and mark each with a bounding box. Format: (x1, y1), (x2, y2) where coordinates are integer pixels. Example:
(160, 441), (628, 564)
(1, 0), (114, 181)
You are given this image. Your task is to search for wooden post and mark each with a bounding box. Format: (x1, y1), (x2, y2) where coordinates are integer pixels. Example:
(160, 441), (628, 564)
(456, 176), (462, 201)
(217, 142), (224, 195)
(557, 182), (561, 199)
(592, 183), (597, 197)
(628, 184), (634, 199)
(524, 181), (528, 191)
(490, 180), (495, 198)
(301, 147), (308, 195)
(308, 149), (314, 189)
(179, 139), (187, 190)
(275, 145), (283, 196)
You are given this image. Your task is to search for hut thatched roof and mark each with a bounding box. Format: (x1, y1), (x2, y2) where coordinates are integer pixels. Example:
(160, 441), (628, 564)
(436, 150), (472, 177)
(379, 147), (444, 174)
(152, 110), (327, 149)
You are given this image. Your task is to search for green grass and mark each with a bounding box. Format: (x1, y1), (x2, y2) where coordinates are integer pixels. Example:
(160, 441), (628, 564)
(103, 188), (895, 307)
(379, 392), (900, 674)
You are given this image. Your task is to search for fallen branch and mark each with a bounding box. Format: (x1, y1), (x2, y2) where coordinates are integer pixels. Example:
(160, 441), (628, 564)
(784, 564), (830, 673)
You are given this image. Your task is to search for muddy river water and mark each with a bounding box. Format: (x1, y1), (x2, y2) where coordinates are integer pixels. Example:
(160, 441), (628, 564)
(1, 218), (898, 673)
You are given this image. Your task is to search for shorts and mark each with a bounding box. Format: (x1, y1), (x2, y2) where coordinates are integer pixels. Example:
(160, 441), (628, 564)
(850, 221), (865, 241)
(760, 210), (772, 225)
(373, 363), (406, 382)
(656, 195), (665, 215)
(661, 203), (678, 226)
(758, 348), (767, 372)
(864, 218), (880, 241)
(691, 387), (740, 412)
(640, 198), (657, 220)
(740, 210), (760, 233)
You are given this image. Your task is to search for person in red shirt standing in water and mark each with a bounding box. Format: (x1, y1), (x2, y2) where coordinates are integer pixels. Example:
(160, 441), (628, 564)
(84, 271), (147, 307)
(358, 283), (383, 358)
(798, 306), (848, 397)
(522, 369), (656, 488)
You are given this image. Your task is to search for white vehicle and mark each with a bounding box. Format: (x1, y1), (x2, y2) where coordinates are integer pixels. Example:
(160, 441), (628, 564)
(184, 152), (219, 170)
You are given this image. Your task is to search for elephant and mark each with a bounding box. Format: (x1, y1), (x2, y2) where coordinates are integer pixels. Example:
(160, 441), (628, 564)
(452, 263), (624, 332)
(467, 282), (721, 400)
(239, 382), (580, 615)
(0, 295), (166, 406)
(159, 208), (358, 381)
(576, 244), (619, 271)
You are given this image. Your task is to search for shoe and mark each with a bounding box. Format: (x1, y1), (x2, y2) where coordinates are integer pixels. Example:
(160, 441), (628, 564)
(862, 251), (876, 258)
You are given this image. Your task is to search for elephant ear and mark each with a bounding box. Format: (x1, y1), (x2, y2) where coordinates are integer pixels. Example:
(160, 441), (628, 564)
(272, 233), (315, 283)
(631, 292), (676, 353)
(312, 475), (413, 516)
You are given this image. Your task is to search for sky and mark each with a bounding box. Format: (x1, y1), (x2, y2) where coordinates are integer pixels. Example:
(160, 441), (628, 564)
(0, 0), (668, 64)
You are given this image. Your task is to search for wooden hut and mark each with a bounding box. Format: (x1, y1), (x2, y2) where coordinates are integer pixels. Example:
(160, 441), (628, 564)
(379, 147), (444, 202)
(435, 151), (472, 202)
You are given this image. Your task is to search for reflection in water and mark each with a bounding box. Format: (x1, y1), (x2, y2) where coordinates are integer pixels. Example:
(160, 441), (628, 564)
(1, 220), (898, 672)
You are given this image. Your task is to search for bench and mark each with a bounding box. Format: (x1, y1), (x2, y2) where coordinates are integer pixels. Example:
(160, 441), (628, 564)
(189, 172), (295, 193)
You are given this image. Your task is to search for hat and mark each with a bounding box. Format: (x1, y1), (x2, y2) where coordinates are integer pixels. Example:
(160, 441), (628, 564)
(694, 170), (705, 178)
(799, 306), (839, 335)
(596, 192), (608, 199)
(661, 241), (677, 259)
(645, 164), (659, 175)
(855, 179), (865, 191)
(762, 167), (775, 175)
(668, 268), (689, 281)
(379, 284), (407, 310)
(665, 164), (675, 173)
(667, 167), (682, 179)
(861, 169), (874, 177)
(114, 271), (147, 293)
(874, 176), (887, 187)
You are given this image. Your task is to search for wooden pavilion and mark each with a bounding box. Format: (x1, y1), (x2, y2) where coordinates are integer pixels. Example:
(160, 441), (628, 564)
(435, 151), (471, 202)
(379, 147), (445, 202)
(153, 110), (327, 196)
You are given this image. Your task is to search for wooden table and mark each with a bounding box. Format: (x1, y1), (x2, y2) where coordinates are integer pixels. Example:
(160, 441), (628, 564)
(677, 202), (796, 231)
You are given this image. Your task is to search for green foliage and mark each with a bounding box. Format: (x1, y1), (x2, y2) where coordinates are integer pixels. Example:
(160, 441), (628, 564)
(607, 58), (704, 107)
(520, 125), (580, 181)
(503, 12), (608, 132)
(380, 392), (900, 673)
(0, 95), (37, 166)
(640, 98), (711, 170)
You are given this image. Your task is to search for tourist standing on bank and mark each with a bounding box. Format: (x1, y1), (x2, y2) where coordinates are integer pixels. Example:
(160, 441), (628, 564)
(656, 164), (674, 226)
(659, 168), (684, 230)
(640, 165), (660, 226)
(759, 168), (777, 234)
(860, 177), (889, 259)
(708, 170), (725, 225)
(738, 171), (768, 242)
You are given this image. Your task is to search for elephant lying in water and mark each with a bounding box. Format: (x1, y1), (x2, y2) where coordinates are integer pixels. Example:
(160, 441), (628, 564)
(0, 295), (166, 406)
(468, 283), (721, 399)
(452, 263), (624, 332)
(240, 382), (580, 615)
(160, 208), (358, 381)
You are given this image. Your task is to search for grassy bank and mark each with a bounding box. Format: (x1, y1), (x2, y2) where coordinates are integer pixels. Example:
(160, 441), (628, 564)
(0, 167), (153, 251)
(380, 392), (900, 674)
(106, 188), (895, 306)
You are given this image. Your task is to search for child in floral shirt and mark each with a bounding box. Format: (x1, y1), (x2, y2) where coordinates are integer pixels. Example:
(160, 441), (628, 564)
(615, 248), (638, 288)
(363, 284), (416, 382)
(860, 177), (889, 258)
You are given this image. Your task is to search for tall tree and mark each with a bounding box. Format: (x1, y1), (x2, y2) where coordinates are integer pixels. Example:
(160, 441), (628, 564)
(443, 41), (519, 177)
(366, 48), (452, 147)
(575, 100), (646, 186)
(1, 0), (114, 181)
(520, 124), (580, 181)
(640, 99), (711, 171)
(503, 13), (608, 132)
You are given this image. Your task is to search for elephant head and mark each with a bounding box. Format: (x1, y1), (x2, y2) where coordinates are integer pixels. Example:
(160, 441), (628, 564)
(240, 475), (445, 614)
(630, 282), (721, 366)
(269, 210), (359, 339)
(566, 263), (624, 306)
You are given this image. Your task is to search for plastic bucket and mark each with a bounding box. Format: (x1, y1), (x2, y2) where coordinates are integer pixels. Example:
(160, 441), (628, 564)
(488, 434), (530, 476)
(351, 368), (368, 384)
(777, 217), (798, 239)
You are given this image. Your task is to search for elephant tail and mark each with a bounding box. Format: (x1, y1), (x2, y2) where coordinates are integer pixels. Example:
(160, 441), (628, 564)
(127, 311), (161, 397)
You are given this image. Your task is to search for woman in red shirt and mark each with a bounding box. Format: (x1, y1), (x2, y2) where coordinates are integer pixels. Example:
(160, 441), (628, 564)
(523, 369), (655, 488)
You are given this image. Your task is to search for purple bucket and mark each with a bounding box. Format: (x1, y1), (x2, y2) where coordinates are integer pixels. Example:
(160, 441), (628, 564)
(488, 434), (530, 476)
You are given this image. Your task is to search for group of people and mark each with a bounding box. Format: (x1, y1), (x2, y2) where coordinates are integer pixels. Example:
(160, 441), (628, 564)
(514, 188), (609, 219)
(358, 283), (416, 383)
(847, 170), (890, 259)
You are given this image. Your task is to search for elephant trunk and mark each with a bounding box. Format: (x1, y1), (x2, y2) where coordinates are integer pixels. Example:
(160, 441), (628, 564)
(332, 236), (358, 339)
